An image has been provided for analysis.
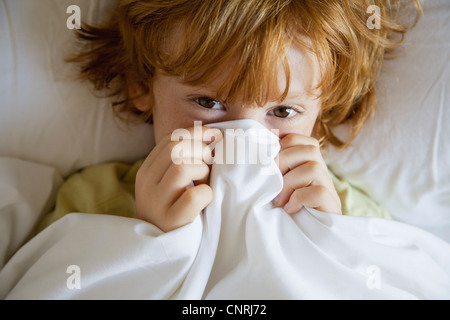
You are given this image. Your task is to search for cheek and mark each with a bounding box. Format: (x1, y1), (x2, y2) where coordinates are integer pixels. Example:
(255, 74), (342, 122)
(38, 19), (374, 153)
(153, 108), (189, 143)
(277, 112), (320, 138)
(305, 114), (319, 136)
(152, 94), (181, 143)
(302, 104), (321, 137)
(152, 95), (199, 143)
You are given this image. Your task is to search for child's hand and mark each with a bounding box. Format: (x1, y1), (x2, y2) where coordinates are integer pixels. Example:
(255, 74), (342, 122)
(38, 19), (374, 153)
(135, 126), (221, 232)
(273, 134), (342, 215)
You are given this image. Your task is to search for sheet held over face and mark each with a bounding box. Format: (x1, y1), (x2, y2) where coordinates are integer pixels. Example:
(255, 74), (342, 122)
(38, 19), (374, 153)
(1, 120), (449, 299)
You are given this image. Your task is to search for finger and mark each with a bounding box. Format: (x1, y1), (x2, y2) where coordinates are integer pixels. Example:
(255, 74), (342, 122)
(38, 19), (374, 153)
(157, 161), (210, 208)
(276, 144), (325, 175)
(142, 139), (212, 184)
(170, 139), (215, 167)
(163, 184), (213, 232)
(141, 126), (222, 170)
(284, 185), (342, 215)
(273, 161), (332, 207)
(138, 140), (183, 185)
(140, 133), (174, 171)
(279, 133), (319, 150)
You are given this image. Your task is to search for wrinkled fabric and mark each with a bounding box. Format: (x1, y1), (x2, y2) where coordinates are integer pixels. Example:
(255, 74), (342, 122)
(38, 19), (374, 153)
(1, 120), (449, 299)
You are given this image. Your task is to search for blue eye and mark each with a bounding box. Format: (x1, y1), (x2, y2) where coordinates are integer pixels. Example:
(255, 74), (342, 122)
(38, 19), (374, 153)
(195, 97), (224, 110)
(270, 106), (301, 118)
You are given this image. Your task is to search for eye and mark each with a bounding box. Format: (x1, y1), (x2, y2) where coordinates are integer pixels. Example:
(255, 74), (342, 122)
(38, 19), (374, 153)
(269, 106), (302, 118)
(195, 97), (225, 110)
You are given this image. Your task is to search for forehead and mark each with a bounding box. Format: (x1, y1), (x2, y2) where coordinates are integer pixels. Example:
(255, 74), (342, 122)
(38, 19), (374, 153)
(162, 23), (321, 104)
(276, 45), (322, 100)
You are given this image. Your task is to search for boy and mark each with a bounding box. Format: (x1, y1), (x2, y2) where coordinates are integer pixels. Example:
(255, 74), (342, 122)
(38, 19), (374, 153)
(40, 0), (420, 232)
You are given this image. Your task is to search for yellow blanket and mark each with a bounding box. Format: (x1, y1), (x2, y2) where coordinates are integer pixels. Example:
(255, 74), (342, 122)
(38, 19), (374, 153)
(38, 160), (391, 232)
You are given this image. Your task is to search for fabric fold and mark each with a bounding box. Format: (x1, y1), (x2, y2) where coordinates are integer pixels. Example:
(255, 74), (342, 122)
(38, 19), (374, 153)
(1, 120), (449, 300)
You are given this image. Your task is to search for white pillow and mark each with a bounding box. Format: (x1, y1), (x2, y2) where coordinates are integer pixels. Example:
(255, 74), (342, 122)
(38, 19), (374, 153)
(0, 0), (154, 178)
(324, 0), (450, 241)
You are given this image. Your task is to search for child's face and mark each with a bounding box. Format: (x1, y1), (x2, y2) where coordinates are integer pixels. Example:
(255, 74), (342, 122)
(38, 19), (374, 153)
(149, 46), (322, 143)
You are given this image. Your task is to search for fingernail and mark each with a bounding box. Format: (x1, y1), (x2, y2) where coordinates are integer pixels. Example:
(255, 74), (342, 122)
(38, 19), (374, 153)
(284, 202), (291, 213)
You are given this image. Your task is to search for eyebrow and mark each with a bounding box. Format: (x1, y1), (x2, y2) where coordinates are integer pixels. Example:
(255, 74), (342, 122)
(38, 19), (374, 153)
(185, 89), (315, 109)
(181, 77), (317, 106)
(278, 91), (315, 102)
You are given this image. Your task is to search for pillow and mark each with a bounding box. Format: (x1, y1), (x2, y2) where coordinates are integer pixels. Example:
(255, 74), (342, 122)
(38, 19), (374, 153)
(0, 0), (154, 179)
(324, 0), (450, 241)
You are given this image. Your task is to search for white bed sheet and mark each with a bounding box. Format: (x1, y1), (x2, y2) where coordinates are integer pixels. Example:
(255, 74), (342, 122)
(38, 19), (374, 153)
(1, 120), (448, 299)
(0, 157), (62, 269)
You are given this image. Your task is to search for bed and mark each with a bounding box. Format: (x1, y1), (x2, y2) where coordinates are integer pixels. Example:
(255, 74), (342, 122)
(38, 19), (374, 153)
(0, 0), (449, 299)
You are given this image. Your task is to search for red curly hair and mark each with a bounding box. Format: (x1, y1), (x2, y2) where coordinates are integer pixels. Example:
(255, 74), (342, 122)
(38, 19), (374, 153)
(69, 0), (421, 148)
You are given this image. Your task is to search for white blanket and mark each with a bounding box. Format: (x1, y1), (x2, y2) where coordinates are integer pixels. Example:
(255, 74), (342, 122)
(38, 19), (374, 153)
(0, 157), (62, 270)
(1, 120), (449, 299)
